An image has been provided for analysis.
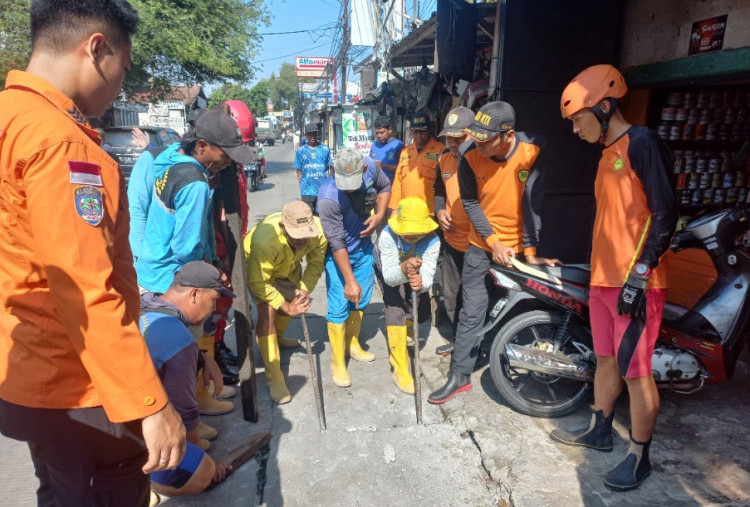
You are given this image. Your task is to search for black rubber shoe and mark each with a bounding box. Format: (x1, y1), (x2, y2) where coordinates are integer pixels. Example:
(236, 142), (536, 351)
(215, 340), (239, 367)
(549, 409), (614, 452)
(435, 342), (454, 356)
(604, 435), (652, 492)
(427, 372), (472, 404)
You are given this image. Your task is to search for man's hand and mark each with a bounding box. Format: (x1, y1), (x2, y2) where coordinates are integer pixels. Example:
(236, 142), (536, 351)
(212, 460), (233, 484)
(281, 296), (310, 316)
(202, 353), (224, 397)
(617, 272), (649, 319)
(360, 214), (381, 237)
(490, 241), (515, 266)
(295, 288), (311, 307)
(401, 257), (422, 277)
(344, 279), (362, 308)
(408, 272), (423, 292)
(525, 255), (563, 267)
(436, 210), (454, 231)
(141, 402), (186, 474)
(131, 127), (149, 149)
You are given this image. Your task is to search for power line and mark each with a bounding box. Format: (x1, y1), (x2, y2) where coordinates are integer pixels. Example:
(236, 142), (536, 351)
(252, 43), (332, 64)
(257, 24), (338, 36)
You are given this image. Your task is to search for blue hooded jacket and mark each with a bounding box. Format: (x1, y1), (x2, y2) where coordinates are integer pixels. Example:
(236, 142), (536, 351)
(135, 144), (215, 293)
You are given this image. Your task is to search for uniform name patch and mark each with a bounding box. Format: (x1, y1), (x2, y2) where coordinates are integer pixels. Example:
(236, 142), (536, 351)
(74, 185), (104, 226)
(68, 160), (103, 186)
(425, 152), (440, 161)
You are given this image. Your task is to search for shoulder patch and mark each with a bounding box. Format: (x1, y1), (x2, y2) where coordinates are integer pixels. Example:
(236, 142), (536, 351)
(74, 185), (104, 225)
(517, 169), (530, 183)
(613, 157), (625, 171)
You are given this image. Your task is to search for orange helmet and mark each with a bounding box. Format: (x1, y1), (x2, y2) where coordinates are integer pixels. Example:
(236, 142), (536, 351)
(560, 64), (627, 119)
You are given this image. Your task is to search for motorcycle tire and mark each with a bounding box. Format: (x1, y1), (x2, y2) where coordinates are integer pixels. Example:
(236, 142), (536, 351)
(489, 309), (592, 418)
(249, 172), (258, 192)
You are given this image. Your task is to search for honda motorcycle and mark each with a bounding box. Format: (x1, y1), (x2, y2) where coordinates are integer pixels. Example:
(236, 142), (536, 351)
(483, 203), (750, 418)
(246, 143), (267, 192)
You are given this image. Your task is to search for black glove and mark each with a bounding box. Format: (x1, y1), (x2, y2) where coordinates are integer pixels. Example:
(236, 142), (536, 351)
(616, 272), (649, 319)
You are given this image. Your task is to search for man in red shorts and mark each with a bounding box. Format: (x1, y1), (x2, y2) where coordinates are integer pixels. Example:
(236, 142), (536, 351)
(550, 64), (677, 492)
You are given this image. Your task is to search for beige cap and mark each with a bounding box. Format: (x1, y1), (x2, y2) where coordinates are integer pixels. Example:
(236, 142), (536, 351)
(281, 201), (319, 239)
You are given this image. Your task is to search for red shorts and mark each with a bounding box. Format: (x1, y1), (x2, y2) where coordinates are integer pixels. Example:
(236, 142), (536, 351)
(589, 285), (666, 378)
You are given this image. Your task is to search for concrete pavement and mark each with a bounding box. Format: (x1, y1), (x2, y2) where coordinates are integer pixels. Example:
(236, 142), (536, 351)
(2, 141), (749, 506)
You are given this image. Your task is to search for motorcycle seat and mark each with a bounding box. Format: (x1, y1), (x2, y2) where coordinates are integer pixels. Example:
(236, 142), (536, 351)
(534, 264), (591, 286)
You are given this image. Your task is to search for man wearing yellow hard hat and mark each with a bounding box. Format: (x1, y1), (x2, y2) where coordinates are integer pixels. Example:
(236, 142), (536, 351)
(377, 197), (440, 394)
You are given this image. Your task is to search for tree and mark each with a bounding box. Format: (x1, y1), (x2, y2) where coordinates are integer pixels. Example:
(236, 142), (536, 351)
(0, 0), (31, 89)
(268, 63), (303, 112)
(0, 0), (271, 95)
(209, 82), (270, 118)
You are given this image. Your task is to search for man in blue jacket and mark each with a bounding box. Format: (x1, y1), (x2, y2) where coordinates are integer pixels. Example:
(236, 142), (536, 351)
(136, 110), (254, 293)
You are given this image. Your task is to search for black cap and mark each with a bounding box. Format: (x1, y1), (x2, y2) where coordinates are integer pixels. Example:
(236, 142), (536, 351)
(188, 110), (255, 165)
(410, 111), (430, 130)
(439, 107), (475, 137)
(173, 261), (236, 298)
(304, 123), (319, 133)
(464, 101), (516, 141)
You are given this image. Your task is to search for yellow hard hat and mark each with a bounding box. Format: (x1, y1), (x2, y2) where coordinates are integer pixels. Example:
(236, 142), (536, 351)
(388, 197), (438, 236)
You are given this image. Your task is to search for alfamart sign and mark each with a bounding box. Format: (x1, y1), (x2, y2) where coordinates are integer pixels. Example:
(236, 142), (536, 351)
(295, 56), (336, 78)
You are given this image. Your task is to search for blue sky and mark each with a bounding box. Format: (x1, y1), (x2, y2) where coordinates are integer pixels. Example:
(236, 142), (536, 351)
(250, 0), (344, 84)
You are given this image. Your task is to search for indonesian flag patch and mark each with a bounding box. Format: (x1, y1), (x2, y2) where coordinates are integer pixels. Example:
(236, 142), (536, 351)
(68, 160), (103, 186)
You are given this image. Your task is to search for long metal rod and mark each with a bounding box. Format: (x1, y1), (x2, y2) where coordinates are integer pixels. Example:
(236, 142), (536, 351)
(300, 313), (326, 430)
(412, 290), (422, 424)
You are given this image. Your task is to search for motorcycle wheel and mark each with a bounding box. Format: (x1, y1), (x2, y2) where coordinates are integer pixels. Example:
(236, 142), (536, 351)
(249, 171), (259, 192)
(489, 310), (592, 418)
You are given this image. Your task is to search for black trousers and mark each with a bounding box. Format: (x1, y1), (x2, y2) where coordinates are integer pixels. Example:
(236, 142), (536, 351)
(382, 282), (431, 327)
(441, 242), (465, 329)
(451, 245), (493, 375)
(0, 398), (149, 507)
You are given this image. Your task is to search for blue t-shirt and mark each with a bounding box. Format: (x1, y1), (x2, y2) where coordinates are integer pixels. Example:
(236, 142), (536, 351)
(370, 138), (404, 183)
(295, 143), (332, 196)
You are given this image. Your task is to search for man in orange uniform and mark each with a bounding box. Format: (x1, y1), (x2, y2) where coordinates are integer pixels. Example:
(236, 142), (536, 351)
(0, 1), (185, 505)
(550, 65), (676, 492)
(388, 111), (445, 216)
(428, 101), (558, 404)
(432, 106), (475, 354)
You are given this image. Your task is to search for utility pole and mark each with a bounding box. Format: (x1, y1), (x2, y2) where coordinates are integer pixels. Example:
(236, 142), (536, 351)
(340, 0), (349, 104)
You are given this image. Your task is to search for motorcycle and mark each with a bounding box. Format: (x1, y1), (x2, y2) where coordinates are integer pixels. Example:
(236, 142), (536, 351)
(245, 143), (267, 192)
(483, 203), (750, 418)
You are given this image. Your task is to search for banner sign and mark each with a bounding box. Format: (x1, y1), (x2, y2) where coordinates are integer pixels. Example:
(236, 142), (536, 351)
(689, 15), (728, 55)
(295, 56), (336, 78)
(341, 106), (374, 155)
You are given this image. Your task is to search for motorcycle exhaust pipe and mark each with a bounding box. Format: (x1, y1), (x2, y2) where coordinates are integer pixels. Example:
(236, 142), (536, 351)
(505, 343), (594, 381)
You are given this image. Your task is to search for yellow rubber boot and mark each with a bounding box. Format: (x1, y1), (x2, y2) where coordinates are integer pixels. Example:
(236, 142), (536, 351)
(199, 335), (216, 357)
(198, 421), (218, 441)
(274, 314), (300, 348)
(196, 372), (235, 415)
(257, 334), (292, 404)
(345, 310), (374, 362)
(327, 321), (351, 387)
(387, 326), (414, 394)
(405, 319), (414, 346)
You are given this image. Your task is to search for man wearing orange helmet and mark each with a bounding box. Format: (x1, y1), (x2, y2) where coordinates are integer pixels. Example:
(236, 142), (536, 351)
(550, 64), (677, 492)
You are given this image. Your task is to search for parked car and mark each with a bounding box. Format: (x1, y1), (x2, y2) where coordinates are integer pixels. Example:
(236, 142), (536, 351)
(101, 126), (182, 180)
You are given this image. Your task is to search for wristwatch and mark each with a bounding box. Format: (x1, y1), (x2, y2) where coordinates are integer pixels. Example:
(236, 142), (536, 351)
(633, 262), (652, 278)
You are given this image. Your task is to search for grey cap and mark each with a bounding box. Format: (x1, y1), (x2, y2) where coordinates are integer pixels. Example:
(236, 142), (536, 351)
(304, 123), (320, 133)
(439, 106), (475, 137)
(333, 148), (365, 191)
(464, 101), (516, 141)
(187, 110), (255, 165)
(173, 261), (235, 298)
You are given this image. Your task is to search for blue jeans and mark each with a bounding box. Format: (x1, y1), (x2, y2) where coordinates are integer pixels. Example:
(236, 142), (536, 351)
(325, 244), (374, 324)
